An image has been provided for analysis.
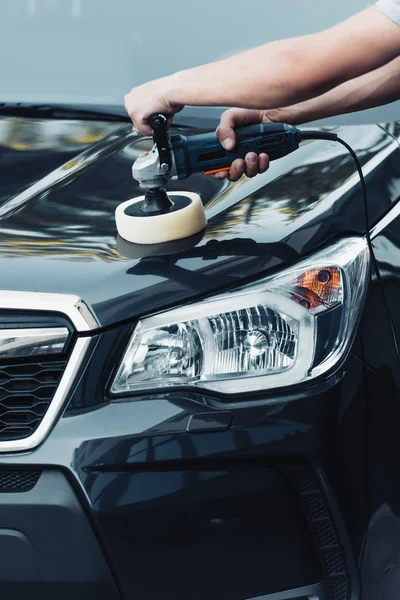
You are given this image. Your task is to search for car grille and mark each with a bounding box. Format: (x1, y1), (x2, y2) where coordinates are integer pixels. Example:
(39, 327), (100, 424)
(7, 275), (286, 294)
(0, 468), (41, 492)
(0, 359), (67, 441)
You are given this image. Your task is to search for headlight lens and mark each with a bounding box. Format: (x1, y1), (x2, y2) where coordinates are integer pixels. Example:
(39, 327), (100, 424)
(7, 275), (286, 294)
(111, 237), (369, 396)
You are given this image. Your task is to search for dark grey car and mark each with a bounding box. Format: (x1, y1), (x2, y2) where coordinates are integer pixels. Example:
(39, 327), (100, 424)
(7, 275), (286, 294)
(1, 2), (400, 600)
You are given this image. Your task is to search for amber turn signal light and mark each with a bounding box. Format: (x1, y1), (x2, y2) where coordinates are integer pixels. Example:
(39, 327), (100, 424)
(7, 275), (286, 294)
(292, 267), (342, 310)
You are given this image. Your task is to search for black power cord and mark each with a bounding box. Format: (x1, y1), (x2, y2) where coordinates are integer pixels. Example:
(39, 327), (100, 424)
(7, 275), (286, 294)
(301, 130), (374, 585)
(300, 130), (371, 249)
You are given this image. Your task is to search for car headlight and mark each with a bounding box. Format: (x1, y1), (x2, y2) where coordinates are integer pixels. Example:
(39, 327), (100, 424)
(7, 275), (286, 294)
(111, 237), (369, 396)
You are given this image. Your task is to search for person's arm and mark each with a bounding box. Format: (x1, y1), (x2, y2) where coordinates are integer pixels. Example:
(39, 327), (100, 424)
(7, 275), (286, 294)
(125, 6), (400, 135)
(271, 55), (400, 126)
(214, 55), (400, 181)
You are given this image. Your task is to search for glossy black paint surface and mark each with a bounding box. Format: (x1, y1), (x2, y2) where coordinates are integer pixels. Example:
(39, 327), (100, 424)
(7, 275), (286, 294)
(1, 115), (400, 598)
(372, 229), (400, 387)
(0, 117), (399, 326)
(95, 466), (323, 600)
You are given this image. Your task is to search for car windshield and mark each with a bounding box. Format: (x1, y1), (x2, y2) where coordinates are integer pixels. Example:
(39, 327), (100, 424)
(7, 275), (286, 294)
(0, 0), (398, 125)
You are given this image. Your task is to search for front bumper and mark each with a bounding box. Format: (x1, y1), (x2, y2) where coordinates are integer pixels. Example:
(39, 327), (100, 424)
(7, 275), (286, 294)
(0, 328), (369, 599)
(0, 469), (118, 600)
(0, 462), (356, 600)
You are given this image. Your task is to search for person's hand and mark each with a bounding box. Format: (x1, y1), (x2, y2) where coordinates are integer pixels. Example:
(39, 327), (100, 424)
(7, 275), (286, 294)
(124, 77), (184, 136)
(213, 108), (274, 181)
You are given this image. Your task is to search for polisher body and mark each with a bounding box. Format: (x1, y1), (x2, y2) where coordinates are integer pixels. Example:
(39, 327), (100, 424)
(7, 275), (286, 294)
(116, 114), (302, 246)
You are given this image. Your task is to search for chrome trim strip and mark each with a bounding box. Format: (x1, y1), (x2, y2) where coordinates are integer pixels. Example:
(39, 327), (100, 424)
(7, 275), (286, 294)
(0, 337), (91, 452)
(0, 327), (68, 359)
(0, 290), (99, 452)
(0, 291), (99, 331)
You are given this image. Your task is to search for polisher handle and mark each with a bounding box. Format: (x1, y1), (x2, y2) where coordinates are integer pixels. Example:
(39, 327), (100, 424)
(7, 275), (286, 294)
(170, 122), (302, 179)
(149, 113), (172, 172)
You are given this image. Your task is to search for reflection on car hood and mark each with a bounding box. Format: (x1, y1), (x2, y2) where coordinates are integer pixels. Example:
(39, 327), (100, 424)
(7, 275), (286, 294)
(0, 116), (399, 327)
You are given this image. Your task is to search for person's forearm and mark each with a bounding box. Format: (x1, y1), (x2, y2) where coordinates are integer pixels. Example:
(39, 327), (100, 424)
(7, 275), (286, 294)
(271, 56), (400, 125)
(167, 7), (400, 111)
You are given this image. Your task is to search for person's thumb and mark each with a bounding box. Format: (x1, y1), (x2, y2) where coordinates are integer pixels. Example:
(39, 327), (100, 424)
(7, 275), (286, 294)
(216, 110), (239, 151)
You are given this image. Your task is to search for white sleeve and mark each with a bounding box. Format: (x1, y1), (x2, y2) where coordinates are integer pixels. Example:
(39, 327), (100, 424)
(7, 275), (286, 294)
(376, 0), (400, 26)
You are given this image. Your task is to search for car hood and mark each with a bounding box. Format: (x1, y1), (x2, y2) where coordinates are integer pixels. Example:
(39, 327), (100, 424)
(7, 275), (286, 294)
(0, 116), (399, 328)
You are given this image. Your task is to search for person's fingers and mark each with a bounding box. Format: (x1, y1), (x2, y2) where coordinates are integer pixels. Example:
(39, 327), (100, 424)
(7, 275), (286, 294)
(210, 152), (270, 180)
(259, 153), (270, 173)
(124, 91), (171, 136)
(212, 171), (229, 180)
(228, 159), (246, 182)
(124, 97), (153, 135)
(245, 152), (259, 178)
(216, 108), (266, 152)
(133, 119), (153, 136)
(216, 109), (239, 151)
(210, 147), (269, 181)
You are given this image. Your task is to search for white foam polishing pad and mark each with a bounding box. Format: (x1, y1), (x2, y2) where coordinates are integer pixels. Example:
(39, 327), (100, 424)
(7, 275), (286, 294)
(115, 192), (207, 245)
